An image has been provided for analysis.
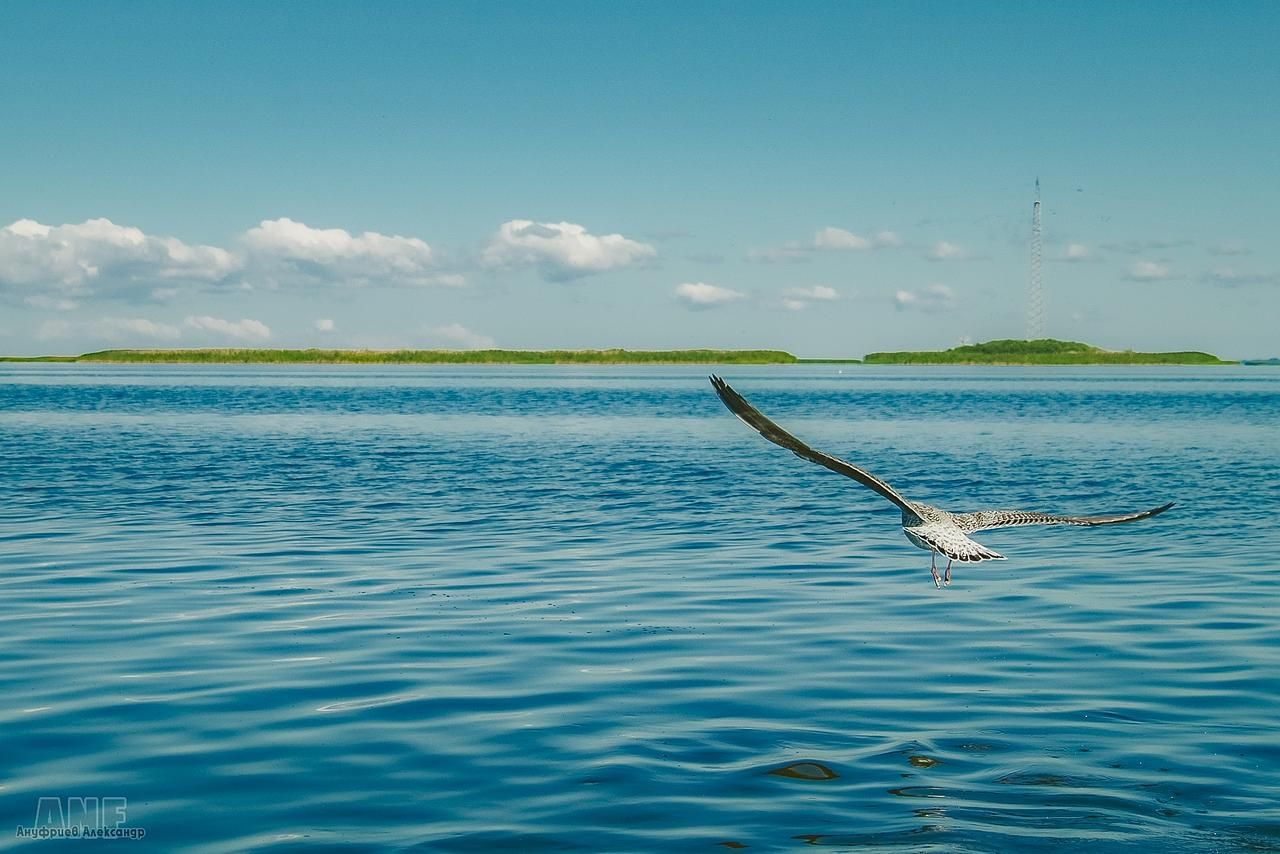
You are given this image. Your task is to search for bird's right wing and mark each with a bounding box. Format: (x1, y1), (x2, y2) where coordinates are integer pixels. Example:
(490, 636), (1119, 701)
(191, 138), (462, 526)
(954, 503), (1175, 534)
(709, 375), (915, 513)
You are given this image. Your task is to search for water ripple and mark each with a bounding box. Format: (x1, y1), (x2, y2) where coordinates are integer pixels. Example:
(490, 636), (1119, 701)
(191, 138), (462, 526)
(1, 364), (1278, 851)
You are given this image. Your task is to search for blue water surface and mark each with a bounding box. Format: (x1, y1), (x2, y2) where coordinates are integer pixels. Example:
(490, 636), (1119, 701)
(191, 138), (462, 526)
(1, 364), (1278, 852)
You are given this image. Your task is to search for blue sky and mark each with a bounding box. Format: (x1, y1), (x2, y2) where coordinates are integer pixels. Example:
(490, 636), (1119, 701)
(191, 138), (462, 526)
(2, 1), (1277, 357)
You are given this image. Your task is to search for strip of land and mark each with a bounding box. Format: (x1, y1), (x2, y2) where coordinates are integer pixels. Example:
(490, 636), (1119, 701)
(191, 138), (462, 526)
(1, 348), (813, 365)
(0, 339), (1237, 365)
(864, 339), (1232, 365)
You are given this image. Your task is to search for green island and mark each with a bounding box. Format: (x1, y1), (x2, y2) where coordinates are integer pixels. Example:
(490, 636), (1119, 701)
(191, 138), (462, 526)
(864, 339), (1232, 365)
(1, 348), (813, 365)
(0, 340), (1236, 365)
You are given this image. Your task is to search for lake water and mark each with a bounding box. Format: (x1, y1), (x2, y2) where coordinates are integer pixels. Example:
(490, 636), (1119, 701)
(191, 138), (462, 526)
(1, 364), (1278, 852)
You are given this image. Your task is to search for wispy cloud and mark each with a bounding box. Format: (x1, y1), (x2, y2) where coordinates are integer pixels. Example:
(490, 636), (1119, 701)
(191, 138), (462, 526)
(184, 315), (272, 340)
(781, 284), (839, 310)
(894, 283), (954, 312)
(812, 227), (900, 251)
(314, 318), (335, 332)
(1103, 238), (1192, 255)
(1055, 243), (1094, 263)
(1124, 260), (1172, 281)
(747, 245), (812, 264)
(675, 281), (745, 308)
(483, 220), (655, 280)
(786, 285), (838, 301)
(425, 322), (495, 349)
(37, 316), (183, 342)
(1207, 240), (1250, 257)
(926, 241), (971, 261)
(36, 313), (270, 344)
(1201, 266), (1278, 287)
(24, 295), (79, 311)
(751, 227), (899, 263)
(813, 227), (868, 250)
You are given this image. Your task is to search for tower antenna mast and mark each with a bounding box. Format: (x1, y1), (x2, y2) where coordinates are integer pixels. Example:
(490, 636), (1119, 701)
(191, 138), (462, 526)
(1027, 178), (1045, 340)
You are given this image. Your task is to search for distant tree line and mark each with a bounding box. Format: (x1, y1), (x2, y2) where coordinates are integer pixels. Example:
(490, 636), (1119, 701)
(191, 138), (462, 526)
(865, 339), (1229, 365)
(60, 348), (804, 365)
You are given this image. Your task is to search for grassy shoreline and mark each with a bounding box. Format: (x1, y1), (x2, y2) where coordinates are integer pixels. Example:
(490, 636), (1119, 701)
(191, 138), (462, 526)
(0, 339), (1237, 365)
(1, 348), (813, 365)
(864, 339), (1232, 365)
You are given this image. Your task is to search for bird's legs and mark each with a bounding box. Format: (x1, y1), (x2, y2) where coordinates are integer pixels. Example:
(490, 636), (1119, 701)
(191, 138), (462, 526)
(930, 554), (954, 588)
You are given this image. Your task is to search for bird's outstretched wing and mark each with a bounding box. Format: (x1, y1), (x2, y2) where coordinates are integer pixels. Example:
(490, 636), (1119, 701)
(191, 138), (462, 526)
(709, 375), (915, 513)
(953, 503), (1174, 534)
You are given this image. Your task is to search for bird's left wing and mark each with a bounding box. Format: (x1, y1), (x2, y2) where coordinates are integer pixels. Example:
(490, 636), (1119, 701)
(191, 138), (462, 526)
(954, 502), (1174, 534)
(709, 375), (916, 514)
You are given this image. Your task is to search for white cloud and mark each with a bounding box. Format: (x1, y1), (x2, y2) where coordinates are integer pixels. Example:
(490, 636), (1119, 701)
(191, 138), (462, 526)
(813, 227), (871, 251)
(243, 218), (452, 287)
(314, 318), (335, 332)
(0, 217), (239, 302)
(675, 281), (745, 307)
(426, 322), (495, 349)
(483, 220), (655, 280)
(894, 283), (955, 312)
(926, 241), (970, 261)
(752, 227), (900, 263)
(781, 285), (839, 310)
(24, 295), (79, 311)
(810, 227), (902, 251)
(35, 314), (268, 345)
(1125, 260), (1171, 281)
(37, 316), (182, 342)
(785, 285), (838, 301)
(105, 317), (183, 340)
(183, 315), (271, 340)
(1063, 243), (1092, 262)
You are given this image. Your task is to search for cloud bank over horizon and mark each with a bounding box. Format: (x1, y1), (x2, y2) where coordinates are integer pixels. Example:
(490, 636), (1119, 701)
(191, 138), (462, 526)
(0, 211), (1274, 357)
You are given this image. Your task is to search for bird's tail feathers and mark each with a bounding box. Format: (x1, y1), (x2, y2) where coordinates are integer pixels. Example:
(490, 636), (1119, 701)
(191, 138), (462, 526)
(951, 543), (1007, 562)
(914, 529), (1007, 562)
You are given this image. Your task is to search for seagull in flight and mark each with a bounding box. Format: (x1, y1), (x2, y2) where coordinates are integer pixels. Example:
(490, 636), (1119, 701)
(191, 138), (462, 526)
(710, 376), (1173, 587)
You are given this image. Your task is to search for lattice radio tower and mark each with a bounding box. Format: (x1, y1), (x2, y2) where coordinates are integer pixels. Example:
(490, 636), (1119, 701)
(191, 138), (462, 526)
(1027, 178), (1045, 340)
